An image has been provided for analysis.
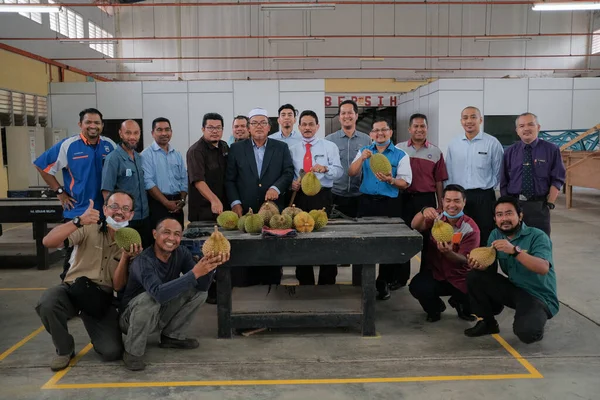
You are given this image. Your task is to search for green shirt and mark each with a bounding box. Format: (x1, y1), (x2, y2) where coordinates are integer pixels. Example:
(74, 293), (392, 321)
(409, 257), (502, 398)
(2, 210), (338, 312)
(488, 223), (559, 317)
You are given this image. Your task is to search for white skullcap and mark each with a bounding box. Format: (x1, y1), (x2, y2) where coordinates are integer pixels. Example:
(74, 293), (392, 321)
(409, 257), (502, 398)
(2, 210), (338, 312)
(248, 108), (268, 119)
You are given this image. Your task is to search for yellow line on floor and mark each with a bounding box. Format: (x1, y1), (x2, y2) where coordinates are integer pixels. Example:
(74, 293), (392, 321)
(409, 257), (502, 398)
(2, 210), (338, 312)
(0, 288), (47, 291)
(492, 334), (543, 378)
(45, 373), (538, 389)
(1, 223), (29, 232)
(41, 343), (93, 389)
(0, 326), (45, 362)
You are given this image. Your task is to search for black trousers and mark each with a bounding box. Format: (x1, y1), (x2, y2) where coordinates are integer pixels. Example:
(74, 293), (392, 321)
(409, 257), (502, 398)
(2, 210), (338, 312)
(357, 194), (409, 286)
(409, 269), (470, 315)
(148, 194), (184, 233)
(467, 270), (552, 344)
(400, 192), (438, 276)
(464, 188), (496, 247)
(128, 217), (152, 249)
(294, 188), (337, 285)
(520, 200), (551, 237)
(332, 194), (361, 218)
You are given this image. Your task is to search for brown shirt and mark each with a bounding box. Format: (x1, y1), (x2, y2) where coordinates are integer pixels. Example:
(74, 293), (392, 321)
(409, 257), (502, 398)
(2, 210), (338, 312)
(186, 138), (229, 221)
(64, 225), (122, 289)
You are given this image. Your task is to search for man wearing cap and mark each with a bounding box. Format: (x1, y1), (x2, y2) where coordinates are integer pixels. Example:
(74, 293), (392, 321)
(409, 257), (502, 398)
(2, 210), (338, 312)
(225, 108), (294, 285)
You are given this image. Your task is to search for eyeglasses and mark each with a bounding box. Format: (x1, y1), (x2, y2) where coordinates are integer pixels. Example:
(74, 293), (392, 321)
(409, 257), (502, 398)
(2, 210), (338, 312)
(371, 128), (390, 134)
(154, 127), (172, 133)
(106, 203), (133, 213)
(250, 121), (269, 127)
(204, 126), (223, 132)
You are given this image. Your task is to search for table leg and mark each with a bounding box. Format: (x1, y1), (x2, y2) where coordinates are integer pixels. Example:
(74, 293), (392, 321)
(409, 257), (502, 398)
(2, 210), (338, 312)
(217, 266), (233, 339)
(361, 264), (376, 336)
(352, 264), (362, 286)
(34, 222), (49, 270)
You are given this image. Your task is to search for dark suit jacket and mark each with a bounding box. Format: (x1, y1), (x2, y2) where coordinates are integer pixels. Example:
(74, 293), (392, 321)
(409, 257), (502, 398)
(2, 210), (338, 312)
(225, 138), (294, 213)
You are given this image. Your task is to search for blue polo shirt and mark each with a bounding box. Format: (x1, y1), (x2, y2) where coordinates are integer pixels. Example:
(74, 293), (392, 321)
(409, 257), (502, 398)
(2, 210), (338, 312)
(355, 142), (412, 198)
(33, 134), (117, 219)
(101, 145), (149, 220)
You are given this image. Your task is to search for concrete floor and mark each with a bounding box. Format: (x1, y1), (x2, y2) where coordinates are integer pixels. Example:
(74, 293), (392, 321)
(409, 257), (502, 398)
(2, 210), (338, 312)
(1, 189), (599, 400)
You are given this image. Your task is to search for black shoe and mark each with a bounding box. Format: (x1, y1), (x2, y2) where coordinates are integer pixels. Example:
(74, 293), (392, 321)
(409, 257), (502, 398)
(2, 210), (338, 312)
(159, 335), (199, 349)
(376, 280), (391, 301)
(464, 320), (500, 337)
(123, 351), (146, 371)
(206, 295), (217, 305)
(388, 281), (406, 291)
(426, 299), (446, 322)
(448, 297), (477, 321)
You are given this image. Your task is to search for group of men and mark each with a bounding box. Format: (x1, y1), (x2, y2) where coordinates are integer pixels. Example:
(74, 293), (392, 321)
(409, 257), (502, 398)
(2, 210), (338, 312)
(31, 99), (565, 372)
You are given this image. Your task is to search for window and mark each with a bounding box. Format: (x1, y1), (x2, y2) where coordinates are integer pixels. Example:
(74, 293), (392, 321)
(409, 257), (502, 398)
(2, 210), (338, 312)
(49, 0), (83, 38)
(0, 90), (48, 127)
(593, 29), (600, 55)
(89, 21), (114, 58)
(0, 0), (41, 24)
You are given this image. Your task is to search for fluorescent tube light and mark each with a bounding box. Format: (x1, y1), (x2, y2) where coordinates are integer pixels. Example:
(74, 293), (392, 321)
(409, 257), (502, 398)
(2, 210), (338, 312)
(261, 3), (335, 11)
(553, 69), (594, 73)
(0, 5), (61, 13)
(438, 57), (484, 62)
(360, 58), (385, 61)
(268, 37), (325, 43)
(60, 40), (118, 44)
(414, 69), (455, 73)
(106, 59), (153, 64)
(474, 36), (532, 42)
(272, 57), (320, 62)
(533, 2), (600, 11)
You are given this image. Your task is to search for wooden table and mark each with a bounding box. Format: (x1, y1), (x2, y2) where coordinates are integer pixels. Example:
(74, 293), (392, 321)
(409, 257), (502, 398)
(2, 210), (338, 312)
(0, 198), (63, 269)
(182, 217), (422, 338)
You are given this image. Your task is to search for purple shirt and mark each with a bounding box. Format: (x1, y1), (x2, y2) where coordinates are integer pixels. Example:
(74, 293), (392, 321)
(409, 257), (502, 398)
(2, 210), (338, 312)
(500, 138), (566, 197)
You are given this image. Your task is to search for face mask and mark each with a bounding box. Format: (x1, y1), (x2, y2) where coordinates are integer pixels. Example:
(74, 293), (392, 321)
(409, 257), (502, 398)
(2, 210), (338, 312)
(376, 139), (391, 147)
(443, 210), (464, 219)
(302, 137), (317, 144)
(106, 216), (129, 230)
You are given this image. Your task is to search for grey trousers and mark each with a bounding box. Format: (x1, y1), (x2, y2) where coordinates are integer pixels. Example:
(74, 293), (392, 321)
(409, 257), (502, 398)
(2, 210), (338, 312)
(119, 288), (207, 357)
(35, 283), (123, 361)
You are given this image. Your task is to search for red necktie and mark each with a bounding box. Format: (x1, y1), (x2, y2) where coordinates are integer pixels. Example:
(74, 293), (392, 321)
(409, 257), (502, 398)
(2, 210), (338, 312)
(303, 143), (313, 172)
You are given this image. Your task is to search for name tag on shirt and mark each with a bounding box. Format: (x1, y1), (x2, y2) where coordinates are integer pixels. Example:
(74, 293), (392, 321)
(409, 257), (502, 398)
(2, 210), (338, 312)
(126, 168), (132, 177)
(478, 151), (488, 155)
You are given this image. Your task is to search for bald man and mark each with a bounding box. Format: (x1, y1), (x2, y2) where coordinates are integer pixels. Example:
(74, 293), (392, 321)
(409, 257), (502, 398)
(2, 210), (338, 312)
(101, 119), (151, 247)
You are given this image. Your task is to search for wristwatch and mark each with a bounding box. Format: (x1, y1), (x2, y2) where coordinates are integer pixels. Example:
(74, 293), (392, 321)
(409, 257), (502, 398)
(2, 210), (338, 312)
(55, 186), (65, 195)
(511, 245), (522, 257)
(72, 216), (82, 228)
(546, 202), (555, 210)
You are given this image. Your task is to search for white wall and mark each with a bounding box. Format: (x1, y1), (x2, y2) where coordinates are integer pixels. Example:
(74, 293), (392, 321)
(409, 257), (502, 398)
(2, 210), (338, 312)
(49, 79), (326, 156)
(398, 77), (600, 153)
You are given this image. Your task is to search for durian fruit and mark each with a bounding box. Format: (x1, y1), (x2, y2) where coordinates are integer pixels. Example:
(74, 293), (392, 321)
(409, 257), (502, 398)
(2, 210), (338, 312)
(202, 226), (231, 257)
(237, 214), (247, 232)
(216, 210), (239, 230)
(470, 247), (497, 268)
(431, 219), (454, 243)
(301, 172), (321, 196)
(369, 153), (392, 176)
(269, 214), (293, 229)
(294, 211), (315, 233)
(308, 208), (328, 231)
(244, 208), (264, 234)
(282, 204), (303, 219)
(258, 201), (280, 226)
(114, 227), (142, 250)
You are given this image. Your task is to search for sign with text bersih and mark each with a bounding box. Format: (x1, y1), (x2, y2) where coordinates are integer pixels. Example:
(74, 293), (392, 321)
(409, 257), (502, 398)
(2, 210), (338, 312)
(325, 94), (399, 107)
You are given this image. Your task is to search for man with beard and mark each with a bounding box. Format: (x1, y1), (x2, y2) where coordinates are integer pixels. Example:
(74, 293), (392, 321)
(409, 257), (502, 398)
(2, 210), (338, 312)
(119, 217), (229, 371)
(227, 115), (250, 145)
(289, 110), (343, 285)
(142, 117), (188, 230)
(465, 196), (558, 344)
(102, 120), (151, 247)
(409, 184), (479, 322)
(270, 104), (303, 149)
(34, 108), (117, 280)
(36, 191), (141, 371)
(348, 118), (412, 300)
(445, 106), (504, 248)
(500, 113), (565, 236)
(325, 100), (371, 218)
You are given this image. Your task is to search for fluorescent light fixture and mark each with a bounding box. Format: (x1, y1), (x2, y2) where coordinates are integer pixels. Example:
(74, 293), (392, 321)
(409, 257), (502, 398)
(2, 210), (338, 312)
(268, 37), (325, 43)
(533, 2), (600, 11)
(553, 69), (594, 73)
(106, 59), (153, 64)
(0, 5), (61, 13)
(360, 58), (385, 61)
(60, 40), (118, 44)
(275, 70), (315, 74)
(135, 73), (176, 77)
(414, 69), (455, 73)
(261, 3), (335, 11)
(438, 57), (484, 62)
(272, 57), (320, 62)
(474, 36), (532, 42)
